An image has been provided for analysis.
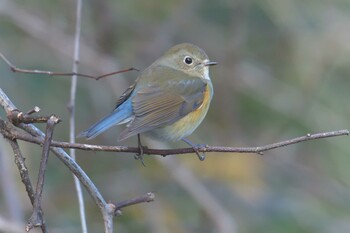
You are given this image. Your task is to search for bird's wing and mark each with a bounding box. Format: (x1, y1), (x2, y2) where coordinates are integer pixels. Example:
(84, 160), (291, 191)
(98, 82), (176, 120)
(118, 73), (208, 141)
(114, 81), (137, 109)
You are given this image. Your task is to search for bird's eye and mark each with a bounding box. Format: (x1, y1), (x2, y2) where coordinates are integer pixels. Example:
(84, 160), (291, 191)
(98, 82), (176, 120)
(184, 56), (193, 65)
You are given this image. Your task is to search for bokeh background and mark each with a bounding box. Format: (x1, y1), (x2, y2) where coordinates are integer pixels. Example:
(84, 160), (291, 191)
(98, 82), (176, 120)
(1, 0), (350, 232)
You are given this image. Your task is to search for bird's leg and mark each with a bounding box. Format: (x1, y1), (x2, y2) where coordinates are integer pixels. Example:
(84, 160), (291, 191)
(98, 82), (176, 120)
(135, 134), (146, 166)
(182, 138), (206, 161)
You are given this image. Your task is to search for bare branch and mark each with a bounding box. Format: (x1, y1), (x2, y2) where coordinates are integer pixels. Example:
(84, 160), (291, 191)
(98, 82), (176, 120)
(100, 193), (155, 232)
(26, 106), (40, 115)
(0, 88), (157, 233)
(0, 88), (109, 231)
(95, 68), (140, 80)
(7, 140), (35, 206)
(7, 109), (61, 125)
(0, 118), (107, 206)
(69, 1), (88, 232)
(0, 87), (17, 115)
(7, 139), (47, 233)
(26, 116), (59, 232)
(0, 52), (138, 80)
(1, 118), (348, 156)
(113, 192), (155, 216)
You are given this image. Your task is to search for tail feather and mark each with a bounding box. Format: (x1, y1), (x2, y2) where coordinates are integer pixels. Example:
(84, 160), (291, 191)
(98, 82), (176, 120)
(77, 104), (132, 140)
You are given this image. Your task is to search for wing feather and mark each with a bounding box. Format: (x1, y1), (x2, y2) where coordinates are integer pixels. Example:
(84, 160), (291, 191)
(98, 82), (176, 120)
(118, 73), (207, 141)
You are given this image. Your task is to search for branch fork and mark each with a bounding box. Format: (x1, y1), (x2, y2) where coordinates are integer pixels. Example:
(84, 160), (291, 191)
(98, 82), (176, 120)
(0, 89), (156, 233)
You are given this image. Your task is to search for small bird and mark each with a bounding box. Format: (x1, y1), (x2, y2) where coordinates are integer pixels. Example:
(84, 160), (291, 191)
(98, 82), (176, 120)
(78, 43), (216, 161)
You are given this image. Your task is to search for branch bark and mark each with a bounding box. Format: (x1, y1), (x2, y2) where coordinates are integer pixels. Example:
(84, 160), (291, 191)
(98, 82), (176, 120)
(113, 192), (155, 216)
(0, 88), (155, 233)
(7, 139), (47, 233)
(0, 51), (138, 80)
(26, 115), (59, 232)
(0, 120), (348, 156)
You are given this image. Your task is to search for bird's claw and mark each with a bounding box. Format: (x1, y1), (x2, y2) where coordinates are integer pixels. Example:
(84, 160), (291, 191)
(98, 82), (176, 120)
(182, 138), (207, 161)
(135, 134), (146, 166)
(193, 144), (206, 161)
(134, 145), (147, 166)
(134, 152), (146, 167)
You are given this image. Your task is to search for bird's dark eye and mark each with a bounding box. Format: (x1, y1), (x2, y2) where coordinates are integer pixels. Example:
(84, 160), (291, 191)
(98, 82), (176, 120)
(184, 56), (193, 65)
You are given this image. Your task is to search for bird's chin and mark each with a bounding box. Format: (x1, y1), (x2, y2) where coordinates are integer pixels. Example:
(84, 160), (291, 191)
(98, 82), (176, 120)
(202, 67), (211, 81)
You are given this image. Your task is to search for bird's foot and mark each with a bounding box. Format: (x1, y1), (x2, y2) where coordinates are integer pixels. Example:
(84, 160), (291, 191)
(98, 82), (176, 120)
(182, 138), (207, 161)
(135, 134), (146, 166)
(134, 148), (146, 166)
(193, 144), (207, 161)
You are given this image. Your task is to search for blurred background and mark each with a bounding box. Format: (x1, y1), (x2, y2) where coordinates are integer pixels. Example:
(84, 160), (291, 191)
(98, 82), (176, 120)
(1, 0), (350, 232)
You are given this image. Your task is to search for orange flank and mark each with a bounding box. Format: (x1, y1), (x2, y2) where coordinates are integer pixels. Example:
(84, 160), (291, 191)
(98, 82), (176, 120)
(166, 83), (212, 140)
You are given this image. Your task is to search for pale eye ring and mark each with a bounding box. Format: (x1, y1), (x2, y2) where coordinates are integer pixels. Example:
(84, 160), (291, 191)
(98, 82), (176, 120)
(183, 56), (193, 65)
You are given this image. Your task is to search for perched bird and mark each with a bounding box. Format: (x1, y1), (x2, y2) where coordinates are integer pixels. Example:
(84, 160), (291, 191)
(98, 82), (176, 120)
(78, 43), (216, 161)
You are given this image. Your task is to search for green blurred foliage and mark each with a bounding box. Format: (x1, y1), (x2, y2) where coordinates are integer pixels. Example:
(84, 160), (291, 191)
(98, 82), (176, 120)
(0, 0), (350, 232)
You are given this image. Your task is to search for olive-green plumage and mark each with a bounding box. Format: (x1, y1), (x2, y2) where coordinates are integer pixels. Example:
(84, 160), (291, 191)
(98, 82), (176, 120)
(78, 43), (216, 142)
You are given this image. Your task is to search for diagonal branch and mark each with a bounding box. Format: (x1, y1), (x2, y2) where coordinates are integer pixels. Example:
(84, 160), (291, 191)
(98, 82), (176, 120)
(26, 115), (59, 232)
(7, 139), (47, 233)
(0, 88), (108, 231)
(0, 88), (159, 233)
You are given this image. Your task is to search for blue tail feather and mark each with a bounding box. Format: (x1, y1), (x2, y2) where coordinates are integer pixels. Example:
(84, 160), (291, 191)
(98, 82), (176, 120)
(77, 102), (132, 140)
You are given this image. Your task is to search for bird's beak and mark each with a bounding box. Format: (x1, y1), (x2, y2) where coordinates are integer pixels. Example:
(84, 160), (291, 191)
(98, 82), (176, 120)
(203, 60), (218, 66)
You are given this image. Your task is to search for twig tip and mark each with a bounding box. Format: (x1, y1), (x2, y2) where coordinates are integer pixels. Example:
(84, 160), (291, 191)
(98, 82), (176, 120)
(147, 192), (155, 202)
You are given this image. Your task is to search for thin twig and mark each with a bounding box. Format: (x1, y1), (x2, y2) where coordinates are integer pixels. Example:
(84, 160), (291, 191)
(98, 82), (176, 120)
(8, 141), (35, 203)
(26, 106), (40, 115)
(95, 68), (140, 80)
(1, 89), (153, 233)
(7, 139), (47, 233)
(26, 115), (59, 232)
(0, 51), (138, 80)
(0, 88), (108, 231)
(7, 109), (60, 125)
(113, 192), (155, 216)
(0, 86), (157, 233)
(69, 1), (88, 233)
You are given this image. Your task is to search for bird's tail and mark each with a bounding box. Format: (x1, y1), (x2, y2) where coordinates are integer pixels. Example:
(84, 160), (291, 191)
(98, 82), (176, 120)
(77, 104), (132, 140)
